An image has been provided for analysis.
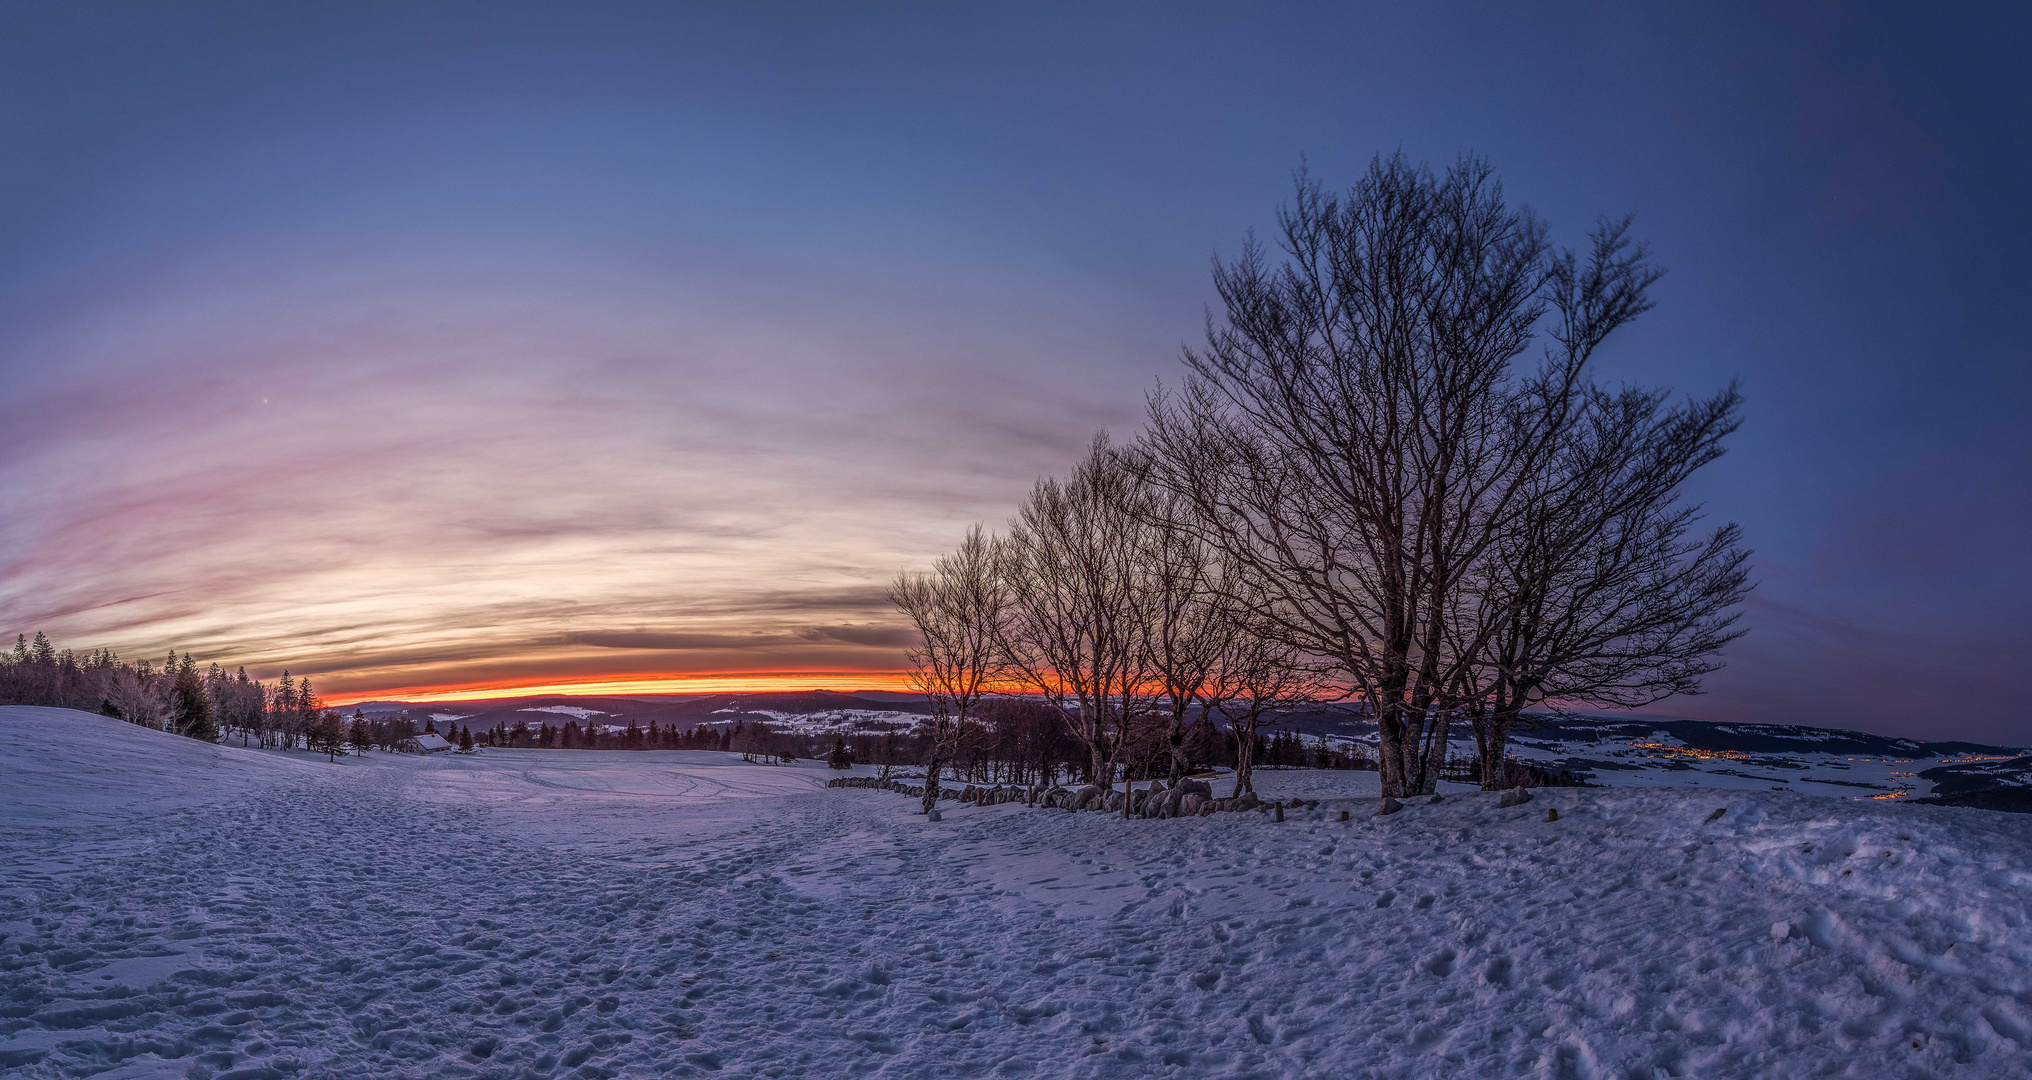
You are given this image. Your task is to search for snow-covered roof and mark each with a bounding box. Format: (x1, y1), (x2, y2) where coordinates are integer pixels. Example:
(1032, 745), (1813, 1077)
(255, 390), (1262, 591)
(413, 733), (453, 752)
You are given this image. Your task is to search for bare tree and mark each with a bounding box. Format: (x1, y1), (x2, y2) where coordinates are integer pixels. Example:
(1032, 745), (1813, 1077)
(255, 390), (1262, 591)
(1457, 383), (1750, 787)
(1201, 611), (1328, 800)
(1133, 488), (1240, 784)
(1142, 154), (1741, 799)
(891, 525), (1012, 814)
(102, 665), (168, 729)
(1000, 435), (1162, 814)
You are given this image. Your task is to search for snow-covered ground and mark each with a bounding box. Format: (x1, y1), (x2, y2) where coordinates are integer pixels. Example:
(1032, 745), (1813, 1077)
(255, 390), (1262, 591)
(4, 706), (2030, 1078)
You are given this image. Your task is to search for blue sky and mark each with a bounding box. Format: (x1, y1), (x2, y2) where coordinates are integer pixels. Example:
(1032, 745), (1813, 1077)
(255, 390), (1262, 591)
(0, 2), (2025, 741)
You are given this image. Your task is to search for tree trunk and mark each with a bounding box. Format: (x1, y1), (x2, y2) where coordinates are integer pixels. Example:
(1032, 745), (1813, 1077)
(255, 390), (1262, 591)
(1231, 717), (1257, 798)
(1376, 702), (1417, 799)
(920, 749), (944, 814)
(1417, 707), (1450, 796)
(1478, 702), (1521, 791)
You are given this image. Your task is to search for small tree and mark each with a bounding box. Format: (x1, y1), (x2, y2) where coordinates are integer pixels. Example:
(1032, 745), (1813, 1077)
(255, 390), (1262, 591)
(826, 737), (853, 770)
(1204, 617), (1327, 800)
(102, 665), (169, 729)
(310, 712), (349, 761)
(349, 710), (374, 755)
(458, 727), (475, 752)
(892, 524), (1012, 814)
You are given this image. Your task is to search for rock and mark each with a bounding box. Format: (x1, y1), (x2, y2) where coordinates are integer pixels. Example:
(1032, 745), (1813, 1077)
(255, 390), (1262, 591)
(1179, 793), (1204, 816)
(926, 807), (942, 822)
(1375, 797), (1403, 816)
(1706, 807), (1727, 823)
(1428, 794), (1444, 805)
(1498, 786), (1534, 809)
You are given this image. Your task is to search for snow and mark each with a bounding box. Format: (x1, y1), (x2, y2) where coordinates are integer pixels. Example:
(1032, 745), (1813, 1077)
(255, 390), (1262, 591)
(520, 706), (608, 720)
(4, 706), (2031, 1078)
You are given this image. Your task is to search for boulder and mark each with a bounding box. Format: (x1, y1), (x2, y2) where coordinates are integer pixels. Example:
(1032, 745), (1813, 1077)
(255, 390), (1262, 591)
(1497, 786), (1533, 809)
(1375, 796), (1403, 816)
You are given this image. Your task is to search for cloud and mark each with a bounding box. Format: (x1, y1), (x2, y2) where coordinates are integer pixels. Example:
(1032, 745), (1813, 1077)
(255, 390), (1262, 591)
(565, 632), (803, 651)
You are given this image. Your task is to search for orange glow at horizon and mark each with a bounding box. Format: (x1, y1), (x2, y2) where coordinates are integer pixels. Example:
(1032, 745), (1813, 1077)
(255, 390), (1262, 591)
(320, 670), (919, 706)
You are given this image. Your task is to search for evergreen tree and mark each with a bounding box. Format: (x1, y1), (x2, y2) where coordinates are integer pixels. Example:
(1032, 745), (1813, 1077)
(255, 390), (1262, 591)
(170, 656), (218, 742)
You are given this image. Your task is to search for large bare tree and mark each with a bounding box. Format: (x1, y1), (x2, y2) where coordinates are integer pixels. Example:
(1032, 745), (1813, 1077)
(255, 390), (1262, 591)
(1142, 154), (1742, 799)
(890, 525), (1011, 814)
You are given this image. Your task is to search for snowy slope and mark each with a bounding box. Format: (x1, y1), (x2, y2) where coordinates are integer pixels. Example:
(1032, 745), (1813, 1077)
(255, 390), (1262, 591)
(3, 706), (2030, 1078)
(0, 705), (324, 822)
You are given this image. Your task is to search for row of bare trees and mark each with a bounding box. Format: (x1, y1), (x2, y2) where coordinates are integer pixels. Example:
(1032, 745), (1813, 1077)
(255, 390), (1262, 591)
(894, 154), (1751, 805)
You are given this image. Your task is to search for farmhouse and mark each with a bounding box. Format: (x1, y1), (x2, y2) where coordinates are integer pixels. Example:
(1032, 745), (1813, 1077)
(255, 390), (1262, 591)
(399, 732), (455, 754)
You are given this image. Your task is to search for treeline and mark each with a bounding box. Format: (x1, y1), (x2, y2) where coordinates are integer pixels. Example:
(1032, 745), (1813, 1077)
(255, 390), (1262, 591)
(472, 717), (724, 751)
(2, 631), (383, 758)
(892, 154), (1751, 810)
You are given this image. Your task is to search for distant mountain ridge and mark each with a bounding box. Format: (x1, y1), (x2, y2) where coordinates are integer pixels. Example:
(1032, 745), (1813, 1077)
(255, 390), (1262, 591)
(349, 691), (2019, 758)
(348, 689), (930, 732)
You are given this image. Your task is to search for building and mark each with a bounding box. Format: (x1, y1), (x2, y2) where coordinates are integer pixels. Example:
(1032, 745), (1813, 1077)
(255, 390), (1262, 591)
(400, 732), (455, 754)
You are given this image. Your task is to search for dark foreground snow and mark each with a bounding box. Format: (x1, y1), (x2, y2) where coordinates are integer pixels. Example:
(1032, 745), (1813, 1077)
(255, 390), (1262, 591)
(3, 705), (2030, 1079)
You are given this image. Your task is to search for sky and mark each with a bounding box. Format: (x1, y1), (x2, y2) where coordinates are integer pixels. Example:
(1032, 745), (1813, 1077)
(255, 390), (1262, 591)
(0, 2), (2026, 743)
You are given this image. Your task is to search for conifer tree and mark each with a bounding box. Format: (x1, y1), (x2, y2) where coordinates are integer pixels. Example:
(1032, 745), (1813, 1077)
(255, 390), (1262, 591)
(170, 656), (218, 742)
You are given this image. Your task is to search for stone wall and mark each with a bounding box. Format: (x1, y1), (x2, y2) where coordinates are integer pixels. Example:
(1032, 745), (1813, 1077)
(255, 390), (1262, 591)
(824, 775), (1305, 818)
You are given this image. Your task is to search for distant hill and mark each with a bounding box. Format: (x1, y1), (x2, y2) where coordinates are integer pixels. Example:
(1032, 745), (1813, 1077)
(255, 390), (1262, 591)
(349, 689), (930, 732)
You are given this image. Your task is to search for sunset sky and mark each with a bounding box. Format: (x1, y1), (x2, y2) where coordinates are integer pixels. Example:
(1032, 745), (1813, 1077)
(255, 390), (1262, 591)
(1, 3), (2026, 742)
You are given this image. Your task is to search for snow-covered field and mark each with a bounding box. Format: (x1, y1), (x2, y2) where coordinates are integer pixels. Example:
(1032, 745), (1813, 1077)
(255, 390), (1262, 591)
(4, 706), (2030, 1078)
